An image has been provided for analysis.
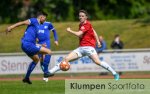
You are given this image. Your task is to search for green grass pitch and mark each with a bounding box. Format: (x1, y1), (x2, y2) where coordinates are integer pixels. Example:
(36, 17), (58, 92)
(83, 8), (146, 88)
(0, 79), (150, 94)
(0, 80), (65, 94)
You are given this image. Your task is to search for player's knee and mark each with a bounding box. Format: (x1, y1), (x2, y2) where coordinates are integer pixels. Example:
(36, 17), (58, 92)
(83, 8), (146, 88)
(33, 58), (40, 63)
(40, 47), (52, 55)
(45, 48), (51, 55)
(94, 59), (101, 65)
(47, 50), (52, 55)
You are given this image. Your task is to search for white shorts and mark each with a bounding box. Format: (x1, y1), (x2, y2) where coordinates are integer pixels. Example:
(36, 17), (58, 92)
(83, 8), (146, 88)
(73, 46), (97, 58)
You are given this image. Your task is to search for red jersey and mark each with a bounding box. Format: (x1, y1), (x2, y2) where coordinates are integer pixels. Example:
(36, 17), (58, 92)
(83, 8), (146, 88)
(79, 20), (96, 48)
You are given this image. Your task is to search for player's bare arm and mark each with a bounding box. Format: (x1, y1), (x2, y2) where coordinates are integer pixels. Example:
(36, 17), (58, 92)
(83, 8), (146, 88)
(93, 28), (101, 47)
(6, 20), (30, 33)
(54, 41), (59, 46)
(66, 27), (83, 37)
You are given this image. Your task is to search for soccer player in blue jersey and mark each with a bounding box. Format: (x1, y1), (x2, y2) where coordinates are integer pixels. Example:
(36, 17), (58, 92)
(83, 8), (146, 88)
(6, 12), (53, 84)
(37, 21), (58, 82)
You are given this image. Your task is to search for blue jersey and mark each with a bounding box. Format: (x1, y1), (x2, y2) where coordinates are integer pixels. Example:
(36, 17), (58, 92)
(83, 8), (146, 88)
(22, 18), (40, 44)
(37, 21), (58, 48)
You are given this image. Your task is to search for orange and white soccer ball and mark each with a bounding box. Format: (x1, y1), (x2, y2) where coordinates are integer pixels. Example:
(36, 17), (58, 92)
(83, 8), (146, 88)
(60, 61), (70, 71)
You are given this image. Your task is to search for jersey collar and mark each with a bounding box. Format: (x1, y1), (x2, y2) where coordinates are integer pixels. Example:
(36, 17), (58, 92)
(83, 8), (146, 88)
(80, 20), (87, 25)
(37, 18), (41, 24)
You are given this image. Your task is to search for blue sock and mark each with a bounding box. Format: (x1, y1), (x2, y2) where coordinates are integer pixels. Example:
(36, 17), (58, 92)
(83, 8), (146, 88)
(40, 62), (49, 73)
(43, 63), (48, 73)
(25, 62), (37, 79)
(40, 62), (44, 72)
(43, 55), (51, 73)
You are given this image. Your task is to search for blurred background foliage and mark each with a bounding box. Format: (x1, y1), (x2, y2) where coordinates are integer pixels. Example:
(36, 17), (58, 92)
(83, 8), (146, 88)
(1, 0), (150, 52)
(0, 0), (150, 24)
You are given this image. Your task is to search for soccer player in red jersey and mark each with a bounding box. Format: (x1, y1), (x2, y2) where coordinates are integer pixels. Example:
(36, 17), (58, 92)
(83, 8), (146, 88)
(49, 10), (119, 80)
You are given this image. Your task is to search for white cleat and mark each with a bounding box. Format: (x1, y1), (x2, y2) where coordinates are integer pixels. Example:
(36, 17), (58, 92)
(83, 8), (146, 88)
(43, 77), (49, 82)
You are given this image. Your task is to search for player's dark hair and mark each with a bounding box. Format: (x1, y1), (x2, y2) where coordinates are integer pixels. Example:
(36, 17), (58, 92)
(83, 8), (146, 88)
(36, 11), (48, 17)
(115, 34), (120, 38)
(79, 9), (88, 17)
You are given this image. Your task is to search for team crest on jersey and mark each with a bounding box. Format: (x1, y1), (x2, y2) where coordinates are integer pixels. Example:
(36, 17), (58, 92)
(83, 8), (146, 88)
(81, 26), (85, 30)
(44, 26), (48, 29)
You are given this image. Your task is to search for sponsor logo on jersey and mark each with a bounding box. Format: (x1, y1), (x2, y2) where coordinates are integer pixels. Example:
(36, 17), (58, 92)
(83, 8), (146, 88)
(38, 30), (44, 33)
(81, 26), (85, 30)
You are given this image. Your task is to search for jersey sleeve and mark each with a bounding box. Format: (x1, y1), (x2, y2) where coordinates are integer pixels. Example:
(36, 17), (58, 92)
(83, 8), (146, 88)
(48, 23), (58, 41)
(48, 23), (55, 31)
(29, 18), (36, 25)
(52, 29), (58, 41)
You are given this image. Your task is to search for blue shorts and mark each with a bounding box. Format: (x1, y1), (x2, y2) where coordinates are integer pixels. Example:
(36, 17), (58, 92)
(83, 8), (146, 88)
(38, 41), (50, 58)
(38, 41), (50, 49)
(21, 42), (41, 57)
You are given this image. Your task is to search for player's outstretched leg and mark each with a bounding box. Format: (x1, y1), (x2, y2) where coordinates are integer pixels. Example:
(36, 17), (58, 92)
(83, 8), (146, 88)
(48, 56), (64, 75)
(100, 61), (120, 81)
(49, 52), (79, 75)
(90, 54), (120, 81)
(49, 63), (61, 74)
(113, 73), (119, 81)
